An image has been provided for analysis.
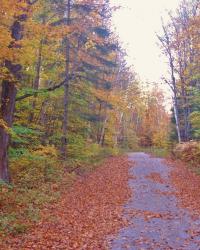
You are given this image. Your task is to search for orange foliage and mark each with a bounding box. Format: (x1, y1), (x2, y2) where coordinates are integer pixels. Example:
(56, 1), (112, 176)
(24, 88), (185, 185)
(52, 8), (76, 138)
(1, 156), (131, 249)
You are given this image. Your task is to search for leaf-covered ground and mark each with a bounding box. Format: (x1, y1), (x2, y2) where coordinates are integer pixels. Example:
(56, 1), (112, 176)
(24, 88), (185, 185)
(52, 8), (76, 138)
(1, 156), (131, 250)
(169, 159), (200, 216)
(2, 153), (200, 250)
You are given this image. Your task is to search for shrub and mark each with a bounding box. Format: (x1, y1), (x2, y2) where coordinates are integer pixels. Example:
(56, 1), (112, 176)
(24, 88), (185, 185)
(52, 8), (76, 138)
(173, 142), (200, 167)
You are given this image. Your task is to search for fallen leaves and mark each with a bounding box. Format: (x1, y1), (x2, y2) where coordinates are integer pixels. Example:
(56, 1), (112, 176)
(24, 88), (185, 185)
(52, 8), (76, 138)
(1, 156), (131, 250)
(146, 172), (165, 184)
(168, 159), (200, 216)
(127, 209), (173, 222)
(154, 190), (176, 196)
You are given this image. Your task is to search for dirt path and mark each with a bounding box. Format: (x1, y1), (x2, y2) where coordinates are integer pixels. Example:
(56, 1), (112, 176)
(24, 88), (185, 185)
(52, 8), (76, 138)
(111, 153), (200, 250)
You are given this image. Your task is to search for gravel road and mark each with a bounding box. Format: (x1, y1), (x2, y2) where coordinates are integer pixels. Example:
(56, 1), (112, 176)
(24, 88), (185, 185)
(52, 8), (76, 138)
(111, 153), (200, 250)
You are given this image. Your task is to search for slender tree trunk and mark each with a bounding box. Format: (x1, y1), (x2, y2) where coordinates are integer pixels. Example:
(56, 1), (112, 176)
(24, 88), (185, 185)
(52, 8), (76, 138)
(114, 112), (123, 147)
(158, 23), (182, 143)
(97, 102), (102, 142)
(180, 83), (189, 141)
(170, 62), (182, 143)
(169, 48), (182, 142)
(172, 96), (181, 143)
(178, 47), (190, 141)
(29, 39), (43, 122)
(61, 0), (71, 158)
(99, 115), (108, 146)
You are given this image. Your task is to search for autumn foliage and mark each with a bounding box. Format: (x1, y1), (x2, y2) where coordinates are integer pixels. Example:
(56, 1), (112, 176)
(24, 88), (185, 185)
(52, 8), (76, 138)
(1, 156), (131, 249)
(170, 158), (200, 215)
(158, 0), (200, 143)
(0, 0), (172, 240)
(173, 141), (200, 167)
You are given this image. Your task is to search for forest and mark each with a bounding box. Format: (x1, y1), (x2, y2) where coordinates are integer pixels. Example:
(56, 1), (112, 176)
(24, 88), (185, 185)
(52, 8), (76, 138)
(0, 0), (200, 249)
(0, 0), (170, 184)
(158, 0), (200, 166)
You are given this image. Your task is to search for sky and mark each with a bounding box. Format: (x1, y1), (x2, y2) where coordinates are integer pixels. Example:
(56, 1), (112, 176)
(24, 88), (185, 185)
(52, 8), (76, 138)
(110, 0), (181, 84)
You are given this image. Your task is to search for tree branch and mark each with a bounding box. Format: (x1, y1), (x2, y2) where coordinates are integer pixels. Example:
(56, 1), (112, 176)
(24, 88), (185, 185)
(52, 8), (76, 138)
(16, 78), (68, 101)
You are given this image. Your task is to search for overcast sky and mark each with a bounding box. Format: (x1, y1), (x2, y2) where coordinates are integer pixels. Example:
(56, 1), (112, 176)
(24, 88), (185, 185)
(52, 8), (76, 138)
(110, 0), (181, 83)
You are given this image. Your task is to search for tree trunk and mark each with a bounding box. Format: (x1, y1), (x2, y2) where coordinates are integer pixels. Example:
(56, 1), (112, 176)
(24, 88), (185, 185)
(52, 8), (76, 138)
(29, 39), (43, 123)
(97, 102), (102, 142)
(0, 14), (28, 182)
(180, 83), (190, 141)
(172, 96), (181, 143)
(0, 82), (17, 182)
(114, 112), (123, 147)
(61, 0), (71, 158)
(158, 23), (182, 143)
(62, 77), (69, 158)
(170, 55), (182, 143)
(99, 115), (108, 146)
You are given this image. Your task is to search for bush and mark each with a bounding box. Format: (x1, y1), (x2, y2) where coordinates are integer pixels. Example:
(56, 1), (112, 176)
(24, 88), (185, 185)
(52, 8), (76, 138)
(173, 142), (200, 167)
(152, 131), (170, 148)
(139, 135), (152, 147)
(0, 145), (65, 237)
(10, 145), (61, 188)
(2, 139), (120, 237)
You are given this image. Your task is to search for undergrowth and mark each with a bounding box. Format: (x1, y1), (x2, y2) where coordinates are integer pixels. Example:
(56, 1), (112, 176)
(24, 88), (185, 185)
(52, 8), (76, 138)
(0, 145), (119, 237)
(173, 142), (200, 174)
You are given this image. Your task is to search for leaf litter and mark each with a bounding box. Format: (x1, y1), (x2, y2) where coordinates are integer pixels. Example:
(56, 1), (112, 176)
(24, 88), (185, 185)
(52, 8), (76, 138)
(1, 156), (131, 250)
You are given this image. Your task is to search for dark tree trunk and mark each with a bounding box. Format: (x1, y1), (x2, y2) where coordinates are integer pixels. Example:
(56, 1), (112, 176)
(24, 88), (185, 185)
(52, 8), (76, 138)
(0, 82), (17, 182)
(97, 102), (102, 142)
(0, 14), (28, 182)
(99, 115), (108, 146)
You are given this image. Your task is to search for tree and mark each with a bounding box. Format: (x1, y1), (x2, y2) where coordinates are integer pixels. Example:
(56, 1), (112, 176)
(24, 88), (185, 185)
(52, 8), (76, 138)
(158, 0), (200, 142)
(0, 1), (35, 182)
(157, 22), (182, 143)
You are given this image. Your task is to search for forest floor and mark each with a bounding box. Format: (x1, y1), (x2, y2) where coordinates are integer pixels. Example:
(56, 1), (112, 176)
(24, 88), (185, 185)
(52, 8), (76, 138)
(2, 153), (200, 249)
(1, 156), (131, 249)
